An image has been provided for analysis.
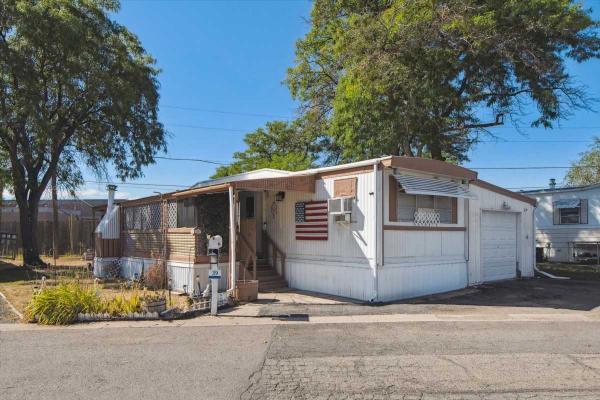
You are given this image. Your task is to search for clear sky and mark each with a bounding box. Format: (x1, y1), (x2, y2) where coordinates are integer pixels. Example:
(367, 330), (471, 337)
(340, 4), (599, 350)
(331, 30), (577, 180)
(71, 0), (600, 200)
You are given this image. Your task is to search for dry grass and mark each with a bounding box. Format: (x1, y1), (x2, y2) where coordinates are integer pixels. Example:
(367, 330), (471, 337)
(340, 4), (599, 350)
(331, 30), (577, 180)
(7, 254), (89, 268)
(538, 262), (600, 281)
(0, 262), (187, 318)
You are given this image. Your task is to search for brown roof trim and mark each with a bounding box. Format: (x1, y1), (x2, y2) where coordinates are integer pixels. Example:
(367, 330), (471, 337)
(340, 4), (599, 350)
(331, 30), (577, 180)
(233, 175), (315, 193)
(381, 156), (477, 181)
(472, 179), (537, 206)
(315, 165), (373, 180)
(119, 183), (231, 207)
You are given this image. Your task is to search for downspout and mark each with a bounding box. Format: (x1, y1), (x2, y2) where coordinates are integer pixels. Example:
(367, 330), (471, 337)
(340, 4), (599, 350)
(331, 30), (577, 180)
(372, 163), (381, 302)
(464, 196), (470, 285)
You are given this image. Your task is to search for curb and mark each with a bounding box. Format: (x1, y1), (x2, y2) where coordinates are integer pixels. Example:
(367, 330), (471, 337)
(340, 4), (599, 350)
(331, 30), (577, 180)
(0, 290), (24, 320)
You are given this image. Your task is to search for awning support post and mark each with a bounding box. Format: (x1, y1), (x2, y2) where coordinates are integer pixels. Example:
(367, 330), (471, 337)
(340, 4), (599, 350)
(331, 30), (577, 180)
(229, 186), (237, 292)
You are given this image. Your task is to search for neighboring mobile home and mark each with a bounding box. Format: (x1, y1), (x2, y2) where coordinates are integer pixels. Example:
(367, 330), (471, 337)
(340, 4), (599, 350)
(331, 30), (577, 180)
(523, 181), (600, 263)
(93, 156), (536, 302)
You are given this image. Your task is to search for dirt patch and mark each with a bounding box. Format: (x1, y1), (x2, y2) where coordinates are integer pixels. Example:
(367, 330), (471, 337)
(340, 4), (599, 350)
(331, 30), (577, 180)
(0, 294), (19, 323)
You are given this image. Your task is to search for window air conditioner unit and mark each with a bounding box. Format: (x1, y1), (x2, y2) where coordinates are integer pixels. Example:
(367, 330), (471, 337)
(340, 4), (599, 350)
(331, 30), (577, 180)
(328, 198), (353, 223)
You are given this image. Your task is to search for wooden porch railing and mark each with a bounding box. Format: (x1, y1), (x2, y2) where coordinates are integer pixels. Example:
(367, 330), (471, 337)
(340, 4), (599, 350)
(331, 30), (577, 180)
(237, 232), (257, 280)
(263, 231), (285, 283)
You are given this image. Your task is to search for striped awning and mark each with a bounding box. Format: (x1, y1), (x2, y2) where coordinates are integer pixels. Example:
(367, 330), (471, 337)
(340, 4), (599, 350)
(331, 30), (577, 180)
(554, 198), (580, 209)
(393, 174), (475, 199)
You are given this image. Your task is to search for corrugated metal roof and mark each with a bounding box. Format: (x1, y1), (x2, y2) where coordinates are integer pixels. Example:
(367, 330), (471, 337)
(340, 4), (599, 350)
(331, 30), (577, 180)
(394, 174), (475, 198)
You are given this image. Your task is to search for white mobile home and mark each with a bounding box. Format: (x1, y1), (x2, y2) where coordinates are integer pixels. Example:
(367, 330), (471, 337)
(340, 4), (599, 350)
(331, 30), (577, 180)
(94, 156), (536, 302)
(523, 182), (600, 263)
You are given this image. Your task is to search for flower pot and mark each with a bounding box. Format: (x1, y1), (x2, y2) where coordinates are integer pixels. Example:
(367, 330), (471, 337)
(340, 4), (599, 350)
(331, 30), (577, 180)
(143, 299), (167, 314)
(236, 280), (258, 302)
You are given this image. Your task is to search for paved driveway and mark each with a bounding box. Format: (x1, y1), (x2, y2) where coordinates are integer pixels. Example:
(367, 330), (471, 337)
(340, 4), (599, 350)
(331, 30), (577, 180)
(226, 277), (600, 318)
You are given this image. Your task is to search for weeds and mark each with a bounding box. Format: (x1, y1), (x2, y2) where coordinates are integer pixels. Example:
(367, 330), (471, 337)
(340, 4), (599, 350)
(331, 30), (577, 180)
(25, 283), (102, 325)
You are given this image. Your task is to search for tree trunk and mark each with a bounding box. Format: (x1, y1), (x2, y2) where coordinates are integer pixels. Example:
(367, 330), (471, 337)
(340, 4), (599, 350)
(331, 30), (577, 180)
(51, 173), (59, 262)
(18, 196), (44, 266)
(0, 183), (4, 230)
(428, 137), (445, 161)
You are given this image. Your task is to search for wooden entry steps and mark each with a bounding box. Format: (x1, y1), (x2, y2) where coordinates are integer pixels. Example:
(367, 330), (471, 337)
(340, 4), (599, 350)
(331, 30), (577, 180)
(254, 260), (287, 292)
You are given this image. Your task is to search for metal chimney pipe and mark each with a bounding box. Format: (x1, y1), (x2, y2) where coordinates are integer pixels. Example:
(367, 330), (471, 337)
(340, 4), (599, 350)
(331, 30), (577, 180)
(549, 178), (556, 190)
(106, 184), (117, 212)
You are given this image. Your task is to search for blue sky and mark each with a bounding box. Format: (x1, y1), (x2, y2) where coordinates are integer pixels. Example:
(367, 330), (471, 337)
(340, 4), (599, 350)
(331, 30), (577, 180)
(71, 0), (600, 200)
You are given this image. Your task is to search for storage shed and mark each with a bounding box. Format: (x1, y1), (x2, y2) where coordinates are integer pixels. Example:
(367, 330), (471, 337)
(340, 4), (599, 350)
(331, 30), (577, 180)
(93, 156), (536, 302)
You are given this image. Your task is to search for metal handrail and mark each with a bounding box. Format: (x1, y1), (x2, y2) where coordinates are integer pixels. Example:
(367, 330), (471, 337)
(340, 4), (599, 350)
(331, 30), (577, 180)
(237, 232), (257, 280)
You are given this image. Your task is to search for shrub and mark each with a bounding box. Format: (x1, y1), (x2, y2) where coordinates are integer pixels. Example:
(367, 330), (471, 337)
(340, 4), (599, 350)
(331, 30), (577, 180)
(103, 294), (142, 316)
(25, 283), (102, 325)
(144, 263), (166, 290)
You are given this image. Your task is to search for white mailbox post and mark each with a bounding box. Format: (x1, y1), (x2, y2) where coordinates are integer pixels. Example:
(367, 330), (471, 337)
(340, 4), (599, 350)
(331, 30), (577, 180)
(207, 235), (223, 316)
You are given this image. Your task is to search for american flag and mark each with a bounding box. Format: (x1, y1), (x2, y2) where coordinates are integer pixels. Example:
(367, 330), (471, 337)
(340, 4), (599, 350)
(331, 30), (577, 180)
(295, 200), (328, 240)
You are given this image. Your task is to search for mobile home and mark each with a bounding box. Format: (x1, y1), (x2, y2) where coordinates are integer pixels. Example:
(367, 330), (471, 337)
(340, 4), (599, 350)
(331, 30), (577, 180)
(94, 156), (536, 302)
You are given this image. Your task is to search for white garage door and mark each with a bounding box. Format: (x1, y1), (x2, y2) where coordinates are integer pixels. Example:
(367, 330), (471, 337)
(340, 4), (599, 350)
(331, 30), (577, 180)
(481, 211), (517, 282)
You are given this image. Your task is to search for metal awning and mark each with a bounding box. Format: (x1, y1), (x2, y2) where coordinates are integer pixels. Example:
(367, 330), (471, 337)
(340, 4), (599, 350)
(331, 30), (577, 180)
(393, 174), (475, 199)
(554, 198), (580, 209)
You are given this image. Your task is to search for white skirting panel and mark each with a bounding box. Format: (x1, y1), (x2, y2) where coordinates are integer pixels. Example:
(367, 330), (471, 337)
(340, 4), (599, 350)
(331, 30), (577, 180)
(377, 261), (468, 302)
(285, 258), (375, 301)
(93, 257), (118, 278)
(98, 257), (229, 293)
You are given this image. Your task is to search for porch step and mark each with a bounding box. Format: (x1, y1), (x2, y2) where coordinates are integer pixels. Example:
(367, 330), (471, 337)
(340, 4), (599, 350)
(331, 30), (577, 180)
(242, 263), (288, 292)
(259, 277), (288, 292)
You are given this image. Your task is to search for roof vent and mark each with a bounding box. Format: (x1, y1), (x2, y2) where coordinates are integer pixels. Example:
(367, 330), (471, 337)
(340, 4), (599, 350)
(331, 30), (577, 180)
(549, 178), (556, 190)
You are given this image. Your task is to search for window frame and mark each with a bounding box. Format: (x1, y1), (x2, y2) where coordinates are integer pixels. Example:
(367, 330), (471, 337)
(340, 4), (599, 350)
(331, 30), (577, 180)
(395, 190), (456, 224)
(558, 207), (580, 225)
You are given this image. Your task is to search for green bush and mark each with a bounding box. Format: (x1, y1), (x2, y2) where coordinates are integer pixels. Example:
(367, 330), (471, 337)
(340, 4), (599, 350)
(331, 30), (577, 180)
(25, 283), (102, 325)
(104, 294), (142, 316)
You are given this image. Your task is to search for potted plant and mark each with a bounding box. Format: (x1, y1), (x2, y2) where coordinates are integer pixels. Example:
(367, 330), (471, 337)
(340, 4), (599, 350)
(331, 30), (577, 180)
(141, 293), (167, 313)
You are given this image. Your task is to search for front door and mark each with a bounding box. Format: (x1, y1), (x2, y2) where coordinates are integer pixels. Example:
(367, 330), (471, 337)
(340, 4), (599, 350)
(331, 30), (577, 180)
(239, 192), (257, 264)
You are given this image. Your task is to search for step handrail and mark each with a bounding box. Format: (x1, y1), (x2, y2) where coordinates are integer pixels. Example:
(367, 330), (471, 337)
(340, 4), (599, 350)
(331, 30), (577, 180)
(237, 231), (257, 280)
(263, 231), (286, 283)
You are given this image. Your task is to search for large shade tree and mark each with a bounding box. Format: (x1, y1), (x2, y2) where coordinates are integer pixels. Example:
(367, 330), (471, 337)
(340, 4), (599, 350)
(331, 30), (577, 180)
(211, 120), (321, 178)
(287, 0), (600, 162)
(565, 137), (600, 185)
(0, 0), (166, 265)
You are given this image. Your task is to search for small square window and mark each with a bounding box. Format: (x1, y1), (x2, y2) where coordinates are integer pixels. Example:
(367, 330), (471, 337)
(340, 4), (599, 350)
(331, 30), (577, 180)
(559, 207), (579, 224)
(245, 196), (255, 219)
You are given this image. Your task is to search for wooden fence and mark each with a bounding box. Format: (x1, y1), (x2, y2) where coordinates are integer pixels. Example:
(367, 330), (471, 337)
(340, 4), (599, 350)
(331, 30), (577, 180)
(0, 218), (98, 257)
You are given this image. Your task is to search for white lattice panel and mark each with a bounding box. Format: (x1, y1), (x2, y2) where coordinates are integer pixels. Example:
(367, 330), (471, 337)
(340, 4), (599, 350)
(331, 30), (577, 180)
(167, 200), (177, 228)
(150, 202), (162, 229)
(414, 208), (440, 226)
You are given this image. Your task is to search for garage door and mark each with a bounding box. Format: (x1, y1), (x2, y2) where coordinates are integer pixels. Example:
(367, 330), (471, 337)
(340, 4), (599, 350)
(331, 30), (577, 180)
(481, 211), (517, 282)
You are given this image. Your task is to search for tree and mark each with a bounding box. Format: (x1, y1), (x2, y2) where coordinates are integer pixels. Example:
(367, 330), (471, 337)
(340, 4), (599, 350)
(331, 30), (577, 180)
(566, 137), (600, 185)
(211, 120), (321, 178)
(287, 0), (600, 162)
(0, 0), (166, 265)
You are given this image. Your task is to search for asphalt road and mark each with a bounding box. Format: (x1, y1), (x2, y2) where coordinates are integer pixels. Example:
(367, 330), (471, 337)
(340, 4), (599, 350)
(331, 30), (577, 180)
(2, 320), (600, 399)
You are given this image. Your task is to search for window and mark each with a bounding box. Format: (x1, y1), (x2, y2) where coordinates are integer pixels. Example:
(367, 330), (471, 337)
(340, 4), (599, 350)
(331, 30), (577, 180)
(396, 192), (454, 224)
(245, 196), (255, 218)
(559, 208), (580, 224)
(553, 199), (588, 225)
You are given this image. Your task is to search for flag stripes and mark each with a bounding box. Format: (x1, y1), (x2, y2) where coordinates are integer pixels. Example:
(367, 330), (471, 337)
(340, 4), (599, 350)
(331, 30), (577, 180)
(295, 200), (328, 240)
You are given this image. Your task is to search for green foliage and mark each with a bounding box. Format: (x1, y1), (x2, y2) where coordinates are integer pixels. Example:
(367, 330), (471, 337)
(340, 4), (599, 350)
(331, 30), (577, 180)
(25, 283), (102, 325)
(211, 120), (320, 178)
(566, 137), (600, 185)
(103, 294), (142, 316)
(286, 0), (600, 162)
(0, 0), (166, 264)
